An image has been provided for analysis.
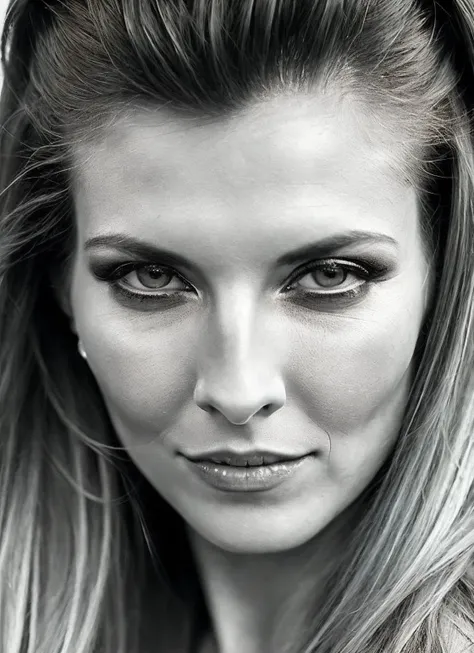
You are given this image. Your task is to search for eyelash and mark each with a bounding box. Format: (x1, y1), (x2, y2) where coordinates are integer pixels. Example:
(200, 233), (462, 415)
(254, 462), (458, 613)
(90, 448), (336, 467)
(93, 257), (388, 308)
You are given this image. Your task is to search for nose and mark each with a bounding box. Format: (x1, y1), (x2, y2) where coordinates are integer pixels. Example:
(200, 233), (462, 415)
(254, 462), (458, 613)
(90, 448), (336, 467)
(193, 300), (286, 425)
(194, 372), (286, 425)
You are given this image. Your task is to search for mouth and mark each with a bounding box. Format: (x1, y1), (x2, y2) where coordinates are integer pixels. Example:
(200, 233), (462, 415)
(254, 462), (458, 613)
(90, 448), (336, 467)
(180, 449), (315, 492)
(181, 449), (310, 467)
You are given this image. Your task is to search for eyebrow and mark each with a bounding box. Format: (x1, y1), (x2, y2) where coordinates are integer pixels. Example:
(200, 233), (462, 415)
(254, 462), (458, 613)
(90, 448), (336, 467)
(84, 230), (398, 270)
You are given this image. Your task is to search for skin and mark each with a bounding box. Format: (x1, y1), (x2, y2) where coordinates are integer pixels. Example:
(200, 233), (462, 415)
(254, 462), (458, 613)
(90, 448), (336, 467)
(66, 92), (431, 652)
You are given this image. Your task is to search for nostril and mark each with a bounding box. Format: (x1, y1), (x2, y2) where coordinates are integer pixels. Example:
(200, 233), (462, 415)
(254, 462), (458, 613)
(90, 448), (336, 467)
(201, 404), (216, 414)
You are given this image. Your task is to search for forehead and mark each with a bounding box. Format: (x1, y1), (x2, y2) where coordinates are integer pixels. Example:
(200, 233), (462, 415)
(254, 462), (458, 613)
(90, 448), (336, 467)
(70, 92), (418, 260)
(73, 91), (409, 186)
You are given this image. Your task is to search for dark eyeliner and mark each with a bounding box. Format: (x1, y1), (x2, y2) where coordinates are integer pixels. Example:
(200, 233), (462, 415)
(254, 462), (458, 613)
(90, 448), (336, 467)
(283, 257), (389, 292)
(89, 254), (391, 310)
(90, 260), (194, 291)
(89, 259), (195, 308)
(90, 260), (161, 282)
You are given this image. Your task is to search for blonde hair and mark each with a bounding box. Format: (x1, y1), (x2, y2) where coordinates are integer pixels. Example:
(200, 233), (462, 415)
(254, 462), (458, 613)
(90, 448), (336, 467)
(1, 1), (474, 651)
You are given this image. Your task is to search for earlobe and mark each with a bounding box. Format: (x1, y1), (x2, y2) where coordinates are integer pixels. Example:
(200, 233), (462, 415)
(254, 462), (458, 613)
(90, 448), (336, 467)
(77, 339), (87, 360)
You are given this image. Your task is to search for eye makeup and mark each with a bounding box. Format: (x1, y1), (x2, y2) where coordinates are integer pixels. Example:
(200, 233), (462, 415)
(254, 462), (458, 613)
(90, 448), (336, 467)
(88, 253), (393, 312)
(89, 260), (195, 310)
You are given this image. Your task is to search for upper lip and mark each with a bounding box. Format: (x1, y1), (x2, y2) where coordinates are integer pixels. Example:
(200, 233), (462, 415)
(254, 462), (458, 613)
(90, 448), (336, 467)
(181, 449), (310, 467)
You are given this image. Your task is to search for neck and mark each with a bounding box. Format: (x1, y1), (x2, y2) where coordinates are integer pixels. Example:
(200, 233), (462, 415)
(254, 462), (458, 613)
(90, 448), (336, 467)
(187, 501), (366, 653)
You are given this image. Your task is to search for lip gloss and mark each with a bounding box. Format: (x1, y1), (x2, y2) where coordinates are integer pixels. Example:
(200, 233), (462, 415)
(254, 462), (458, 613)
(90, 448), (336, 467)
(186, 455), (312, 492)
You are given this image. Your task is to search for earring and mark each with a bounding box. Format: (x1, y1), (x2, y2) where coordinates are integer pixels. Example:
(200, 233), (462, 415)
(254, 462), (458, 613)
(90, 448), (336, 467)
(78, 339), (88, 360)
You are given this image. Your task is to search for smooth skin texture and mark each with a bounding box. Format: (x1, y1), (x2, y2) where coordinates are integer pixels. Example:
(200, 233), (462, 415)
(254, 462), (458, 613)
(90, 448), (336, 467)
(67, 92), (431, 652)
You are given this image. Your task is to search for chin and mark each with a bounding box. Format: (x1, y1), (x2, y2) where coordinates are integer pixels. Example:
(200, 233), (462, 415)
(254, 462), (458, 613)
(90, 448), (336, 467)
(197, 532), (315, 555)
(186, 510), (336, 554)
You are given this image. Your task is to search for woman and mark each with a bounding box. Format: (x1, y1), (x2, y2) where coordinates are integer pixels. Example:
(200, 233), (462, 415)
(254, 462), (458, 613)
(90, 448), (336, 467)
(1, 0), (473, 651)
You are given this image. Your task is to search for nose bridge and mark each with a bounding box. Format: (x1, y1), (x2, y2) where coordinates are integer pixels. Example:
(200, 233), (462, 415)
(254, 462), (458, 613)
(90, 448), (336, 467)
(193, 292), (286, 425)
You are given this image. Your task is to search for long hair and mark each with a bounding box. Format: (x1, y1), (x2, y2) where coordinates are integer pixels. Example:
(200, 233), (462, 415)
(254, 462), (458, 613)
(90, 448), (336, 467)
(1, 1), (474, 652)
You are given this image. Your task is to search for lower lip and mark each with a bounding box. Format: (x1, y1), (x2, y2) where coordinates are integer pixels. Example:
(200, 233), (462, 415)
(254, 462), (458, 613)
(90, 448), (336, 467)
(184, 455), (313, 492)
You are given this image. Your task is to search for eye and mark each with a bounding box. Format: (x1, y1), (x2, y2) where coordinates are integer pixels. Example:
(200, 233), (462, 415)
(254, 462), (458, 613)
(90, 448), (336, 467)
(298, 265), (350, 290)
(91, 254), (388, 312)
(285, 259), (372, 295)
(119, 264), (192, 293)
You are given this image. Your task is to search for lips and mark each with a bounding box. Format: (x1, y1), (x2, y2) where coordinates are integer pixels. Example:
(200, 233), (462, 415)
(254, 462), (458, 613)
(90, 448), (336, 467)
(182, 450), (315, 492)
(183, 450), (307, 467)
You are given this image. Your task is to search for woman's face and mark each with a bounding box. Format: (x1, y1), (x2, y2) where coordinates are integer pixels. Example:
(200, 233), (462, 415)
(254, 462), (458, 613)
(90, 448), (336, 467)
(68, 93), (430, 553)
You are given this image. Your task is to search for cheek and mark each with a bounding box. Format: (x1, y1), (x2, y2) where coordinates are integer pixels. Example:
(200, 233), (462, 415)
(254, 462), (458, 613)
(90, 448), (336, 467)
(79, 310), (201, 433)
(70, 265), (201, 432)
(287, 293), (423, 479)
(290, 315), (415, 429)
